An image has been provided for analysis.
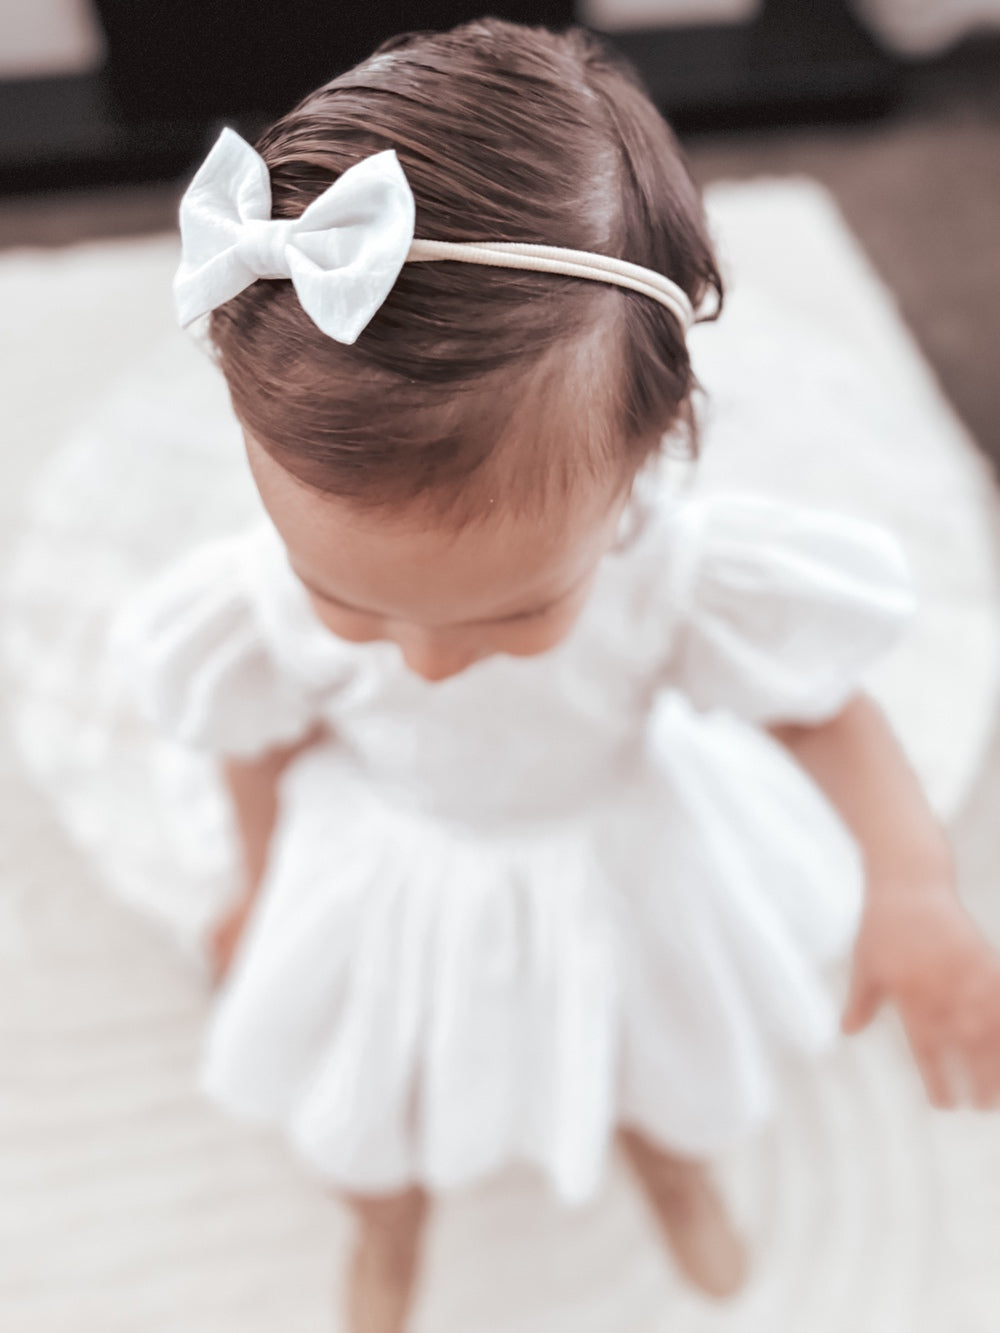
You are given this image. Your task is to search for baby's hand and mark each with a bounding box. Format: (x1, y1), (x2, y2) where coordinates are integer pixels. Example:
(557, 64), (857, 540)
(842, 883), (1000, 1108)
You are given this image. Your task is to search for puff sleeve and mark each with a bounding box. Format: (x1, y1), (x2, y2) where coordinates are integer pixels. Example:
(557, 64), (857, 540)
(662, 495), (916, 724)
(109, 525), (344, 757)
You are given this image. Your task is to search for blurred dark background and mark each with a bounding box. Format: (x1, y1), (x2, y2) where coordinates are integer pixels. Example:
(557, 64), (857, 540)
(1, 0), (998, 464)
(0, 0), (908, 192)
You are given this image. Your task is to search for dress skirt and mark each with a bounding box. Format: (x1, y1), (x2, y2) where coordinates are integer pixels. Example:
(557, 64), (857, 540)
(202, 695), (860, 1204)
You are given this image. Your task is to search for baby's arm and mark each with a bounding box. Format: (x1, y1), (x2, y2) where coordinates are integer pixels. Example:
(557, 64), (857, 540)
(208, 725), (325, 984)
(770, 694), (1000, 1108)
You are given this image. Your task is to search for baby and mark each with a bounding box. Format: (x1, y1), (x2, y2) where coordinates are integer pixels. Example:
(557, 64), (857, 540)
(102, 19), (1000, 1333)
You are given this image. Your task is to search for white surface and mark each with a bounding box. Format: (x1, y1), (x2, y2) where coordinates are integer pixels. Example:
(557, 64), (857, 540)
(3, 180), (1000, 1331)
(0, 0), (104, 77)
(690, 179), (1000, 818)
(6, 183), (997, 847)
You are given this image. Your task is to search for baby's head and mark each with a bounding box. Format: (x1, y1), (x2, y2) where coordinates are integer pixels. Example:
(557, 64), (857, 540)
(206, 19), (722, 680)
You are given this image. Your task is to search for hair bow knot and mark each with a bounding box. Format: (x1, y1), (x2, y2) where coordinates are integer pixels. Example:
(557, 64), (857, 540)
(173, 127), (416, 344)
(234, 217), (297, 279)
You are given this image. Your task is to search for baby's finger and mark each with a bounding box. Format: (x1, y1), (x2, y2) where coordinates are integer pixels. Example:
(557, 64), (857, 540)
(963, 1031), (1000, 1109)
(944, 988), (1000, 1108)
(841, 974), (882, 1035)
(903, 1018), (955, 1108)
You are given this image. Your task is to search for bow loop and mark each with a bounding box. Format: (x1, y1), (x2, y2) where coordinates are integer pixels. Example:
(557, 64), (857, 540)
(173, 128), (416, 344)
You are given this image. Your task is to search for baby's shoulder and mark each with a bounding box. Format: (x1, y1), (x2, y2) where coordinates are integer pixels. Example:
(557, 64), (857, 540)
(110, 519), (362, 755)
(596, 482), (914, 724)
(614, 482), (911, 597)
(595, 481), (914, 651)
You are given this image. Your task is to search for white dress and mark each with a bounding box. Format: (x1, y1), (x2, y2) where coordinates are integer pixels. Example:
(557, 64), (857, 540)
(99, 485), (913, 1204)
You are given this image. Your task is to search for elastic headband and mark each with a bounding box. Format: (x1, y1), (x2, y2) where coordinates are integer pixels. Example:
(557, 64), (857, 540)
(174, 127), (695, 345)
(407, 239), (694, 332)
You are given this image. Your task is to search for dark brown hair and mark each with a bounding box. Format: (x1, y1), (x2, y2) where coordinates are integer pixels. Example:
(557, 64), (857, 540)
(209, 18), (723, 522)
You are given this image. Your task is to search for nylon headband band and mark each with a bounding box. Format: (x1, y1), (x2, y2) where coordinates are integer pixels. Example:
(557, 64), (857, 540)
(407, 239), (695, 331)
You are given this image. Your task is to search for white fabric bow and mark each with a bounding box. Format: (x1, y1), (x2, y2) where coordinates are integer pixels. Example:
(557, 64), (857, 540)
(173, 127), (416, 344)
